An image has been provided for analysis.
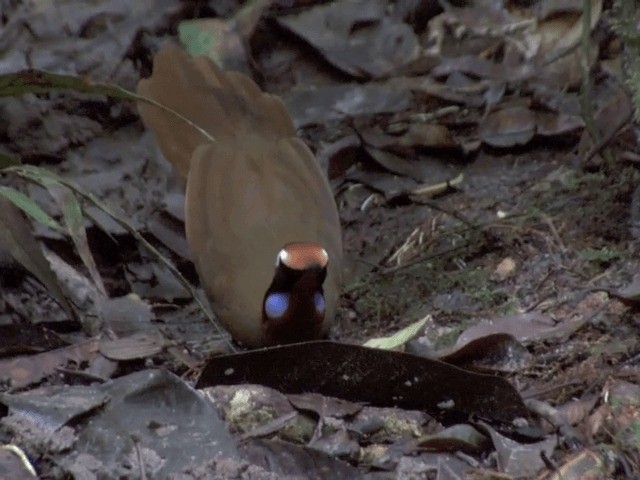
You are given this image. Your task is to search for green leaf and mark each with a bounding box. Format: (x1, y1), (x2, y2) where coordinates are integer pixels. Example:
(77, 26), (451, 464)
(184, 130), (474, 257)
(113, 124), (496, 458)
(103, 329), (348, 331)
(178, 0), (268, 66)
(580, 247), (622, 265)
(46, 183), (107, 295)
(3, 163), (62, 184)
(0, 69), (215, 143)
(0, 69), (139, 100)
(363, 316), (430, 350)
(178, 20), (216, 58)
(3, 166), (106, 294)
(5, 164), (234, 350)
(0, 186), (63, 232)
(0, 197), (73, 318)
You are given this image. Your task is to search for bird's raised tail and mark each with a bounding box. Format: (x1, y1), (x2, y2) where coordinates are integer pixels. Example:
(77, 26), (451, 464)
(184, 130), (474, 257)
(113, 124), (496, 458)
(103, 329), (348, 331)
(136, 44), (296, 177)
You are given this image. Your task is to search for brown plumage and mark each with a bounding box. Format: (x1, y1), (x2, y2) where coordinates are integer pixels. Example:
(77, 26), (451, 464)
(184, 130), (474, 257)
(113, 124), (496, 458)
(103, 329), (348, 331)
(137, 44), (342, 347)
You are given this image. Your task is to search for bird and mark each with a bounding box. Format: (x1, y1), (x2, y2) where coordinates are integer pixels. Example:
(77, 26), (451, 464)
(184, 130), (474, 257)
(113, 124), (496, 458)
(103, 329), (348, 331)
(136, 44), (342, 347)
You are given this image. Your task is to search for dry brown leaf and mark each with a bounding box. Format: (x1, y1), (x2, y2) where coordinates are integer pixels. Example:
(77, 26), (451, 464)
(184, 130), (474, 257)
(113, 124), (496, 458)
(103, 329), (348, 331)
(479, 106), (536, 147)
(0, 340), (99, 389)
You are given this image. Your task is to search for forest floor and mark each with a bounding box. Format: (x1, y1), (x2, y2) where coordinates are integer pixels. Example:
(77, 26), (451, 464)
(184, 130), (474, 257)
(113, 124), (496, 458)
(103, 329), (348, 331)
(0, 1), (639, 479)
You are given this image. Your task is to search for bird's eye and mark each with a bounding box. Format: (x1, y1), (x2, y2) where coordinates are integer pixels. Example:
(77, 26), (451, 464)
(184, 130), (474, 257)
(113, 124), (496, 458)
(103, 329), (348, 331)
(314, 292), (325, 314)
(265, 292), (289, 319)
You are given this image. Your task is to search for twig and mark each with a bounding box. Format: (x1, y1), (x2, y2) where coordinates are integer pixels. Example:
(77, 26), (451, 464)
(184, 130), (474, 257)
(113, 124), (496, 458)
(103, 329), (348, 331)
(525, 398), (584, 450)
(540, 214), (567, 253)
(380, 243), (469, 275)
(521, 380), (582, 399)
(131, 434), (148, 480)
(54, 367), (108, 383)
(579, 0), (611, 164)
(0, 445), (37, 477)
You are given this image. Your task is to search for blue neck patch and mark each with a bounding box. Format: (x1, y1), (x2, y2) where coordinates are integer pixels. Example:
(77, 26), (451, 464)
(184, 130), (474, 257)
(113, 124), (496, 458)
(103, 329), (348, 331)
(314, 292), (325, 314)
(265, 292), (289, 319)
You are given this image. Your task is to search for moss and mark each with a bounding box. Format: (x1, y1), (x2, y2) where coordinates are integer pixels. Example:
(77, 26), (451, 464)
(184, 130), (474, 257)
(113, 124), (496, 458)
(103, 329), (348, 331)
(225, 388), (277, 433)
(279, 414), (317, 444)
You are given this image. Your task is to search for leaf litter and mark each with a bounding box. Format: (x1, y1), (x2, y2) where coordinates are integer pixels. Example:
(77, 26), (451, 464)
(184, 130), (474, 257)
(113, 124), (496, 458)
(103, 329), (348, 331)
(0, 0), (639, 478)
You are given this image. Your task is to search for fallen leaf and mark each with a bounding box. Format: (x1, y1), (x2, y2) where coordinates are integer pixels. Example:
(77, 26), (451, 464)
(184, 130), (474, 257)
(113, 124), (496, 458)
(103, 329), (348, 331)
(284, 83), (412, 128)
(277, 0), (419, 78)
(438, 333), (531, 373)
(417, 424), (490, 454)
(363, 316), (429, 350)
(98, 331), (166, 361)
(479, 106), (536, 147)
(0, 339), (99, 389)
(493, 257), (517, 281)
(197, 341), (535, 436)
(481, 421), (556, 477)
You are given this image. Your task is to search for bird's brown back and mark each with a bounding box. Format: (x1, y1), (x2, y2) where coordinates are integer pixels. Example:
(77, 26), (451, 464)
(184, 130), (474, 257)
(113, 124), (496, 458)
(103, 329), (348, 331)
(136, 44), (342, 346)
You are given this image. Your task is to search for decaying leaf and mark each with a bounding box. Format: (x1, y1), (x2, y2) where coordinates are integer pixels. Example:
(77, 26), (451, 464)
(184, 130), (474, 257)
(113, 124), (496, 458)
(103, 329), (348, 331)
(0, 339), (99, 389)
(99, 331), (166, 361)
(438, 333), (531, 373)
(197, 341), (535, 437)
(481, 421), (557, 477)
(417, 424), (490, 454)
(277, 0), (419, 78)
(479, 106), (536, 147)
